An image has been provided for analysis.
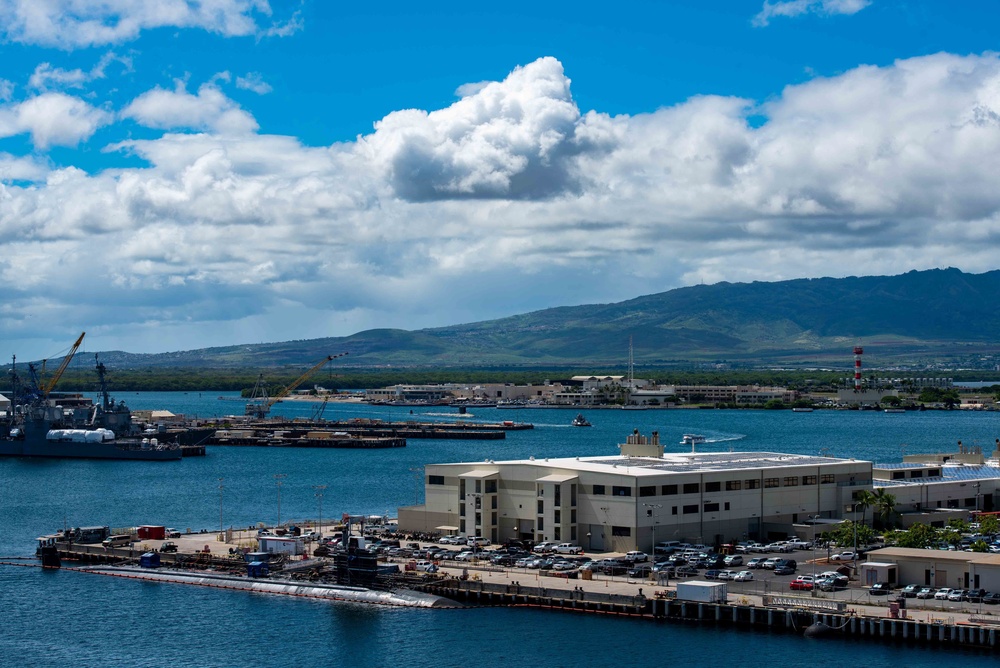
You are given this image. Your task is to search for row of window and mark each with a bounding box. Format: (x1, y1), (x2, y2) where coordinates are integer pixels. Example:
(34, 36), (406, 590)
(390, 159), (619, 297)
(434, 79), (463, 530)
(614, 474), (836, 498)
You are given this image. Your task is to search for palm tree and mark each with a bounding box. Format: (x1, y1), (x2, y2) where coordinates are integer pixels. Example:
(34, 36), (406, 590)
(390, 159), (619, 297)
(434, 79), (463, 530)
(854, 490), (877, 528)
(871, 488), (897, 530)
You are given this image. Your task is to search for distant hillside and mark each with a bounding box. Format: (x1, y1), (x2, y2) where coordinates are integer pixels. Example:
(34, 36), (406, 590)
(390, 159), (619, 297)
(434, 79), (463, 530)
(72, 267), (1000, 369)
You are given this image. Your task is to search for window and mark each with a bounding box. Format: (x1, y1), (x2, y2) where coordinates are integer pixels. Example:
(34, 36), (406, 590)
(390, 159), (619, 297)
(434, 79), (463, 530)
(460, 520), (466, 533)
(538, 518), (544, 530)
(705, 481), (721, 493)
(485, 479), (497, 493)
(554, 510), (561, 524)
(724, 502), (730, 511)
(704, 502), (720, 512)
(892, 471), (905, 480)
(554, 527), (561, 540)
(537, 500), (544, 514)
(672, 506), (678, 515)
(928, 469), (941, 477)
(612, 486), (632, 497)
(571, 509), (576, 523)
(745, 479), (760, 489)
(764, 478), (779, 488)
(555, 485), (562, 506)
(459, 506), (465, 517)
(965, 498), (976, 507)
(460, 479), (466, 499)
(662, 484), (678, 496)
(428, 475), (445, 485)
(725, 480), (742, 491)
(639, 485), (656, 497)
(820, 474), (835, 484)
(491, 496), (497, 509)
(612, 526), (631, 537)
(571, 484), (577, 506)
(783, 477), (799, 487)
(910, 470), (923, 478)
(683, 483), (699, 494)
(803, 475), (817, 485)
(491, 512), (497, 525)
(475, 480), (481, 493)
(593, 484), (606, 495)
(683, 504), (698, 514)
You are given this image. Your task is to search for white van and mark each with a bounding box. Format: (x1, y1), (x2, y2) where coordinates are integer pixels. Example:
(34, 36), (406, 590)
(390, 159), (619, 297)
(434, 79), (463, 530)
(102, 534), (132, 548)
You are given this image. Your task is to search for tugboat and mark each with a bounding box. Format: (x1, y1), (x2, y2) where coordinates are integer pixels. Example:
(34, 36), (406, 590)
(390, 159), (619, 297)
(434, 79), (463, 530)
(572, 413), (592, 427)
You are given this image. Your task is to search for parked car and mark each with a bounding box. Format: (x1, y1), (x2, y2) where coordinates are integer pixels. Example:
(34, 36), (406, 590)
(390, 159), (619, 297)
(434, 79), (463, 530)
(532, 541), (556, 553)
(159, 541), (178, 553)
(467, 536), (490, 547)
(166, 529), (181, 538)
(869, 582), (893, 595)
(717, 570), (737, 581)
(830, 551), (857, 562)
(625, 551), (649, 563)
(766, 542), (795, 553)
(746, 558), (766, 569)
(454, 551), (478, 562)
(762, 558), (782, 570)
(982, 592), (1000, 605)
(899, 584), (921, 598)
(628, 564), (653, 579)
(947, 589), (968, 601)
(789, 579), (813, 591)
(724, 555), (744, 567)
(968, 588), (987, 602)
(933, 588), (954, 600)
(734, 570), (754, 582)
(704, 569), (723, 580)
(774, 565), (796, 575)
(915, 586), (936, 599)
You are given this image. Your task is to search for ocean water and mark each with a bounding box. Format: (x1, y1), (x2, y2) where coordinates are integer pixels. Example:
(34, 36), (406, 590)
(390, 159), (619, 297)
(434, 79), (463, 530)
(2, 395), (998, 666)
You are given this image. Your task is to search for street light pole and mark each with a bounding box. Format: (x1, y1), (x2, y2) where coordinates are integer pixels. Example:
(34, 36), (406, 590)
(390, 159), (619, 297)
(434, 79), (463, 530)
(218, 477), (224, 534)
(642, 503), (662, 554)
(314, 484), (327, 538)
(274, 473), (287, 528)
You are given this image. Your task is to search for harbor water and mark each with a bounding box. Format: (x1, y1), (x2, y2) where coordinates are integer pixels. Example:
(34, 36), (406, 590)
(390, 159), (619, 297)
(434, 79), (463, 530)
(2, 393), (999, 666)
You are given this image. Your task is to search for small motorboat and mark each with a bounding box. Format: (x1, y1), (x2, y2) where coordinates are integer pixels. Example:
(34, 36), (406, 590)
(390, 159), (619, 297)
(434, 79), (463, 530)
(572, 414), (592, 427)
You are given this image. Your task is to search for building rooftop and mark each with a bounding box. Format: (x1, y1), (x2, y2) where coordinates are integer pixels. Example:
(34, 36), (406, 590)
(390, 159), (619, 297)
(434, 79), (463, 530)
(875, 464), (1000, 487)
(444, 450), (864, 477)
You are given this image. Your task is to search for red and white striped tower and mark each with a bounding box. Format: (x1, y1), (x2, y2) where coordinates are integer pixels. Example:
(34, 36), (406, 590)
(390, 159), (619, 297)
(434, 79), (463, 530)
(853, 345), (864, 390)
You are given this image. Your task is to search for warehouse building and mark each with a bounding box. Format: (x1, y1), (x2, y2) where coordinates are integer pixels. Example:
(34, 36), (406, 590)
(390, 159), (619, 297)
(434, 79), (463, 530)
(399, 430), (873, 552)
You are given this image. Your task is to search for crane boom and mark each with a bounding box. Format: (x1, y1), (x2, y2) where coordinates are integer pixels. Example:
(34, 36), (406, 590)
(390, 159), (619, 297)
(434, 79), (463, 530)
(41, 331), (85, 398)
(245, 352), (348, 418)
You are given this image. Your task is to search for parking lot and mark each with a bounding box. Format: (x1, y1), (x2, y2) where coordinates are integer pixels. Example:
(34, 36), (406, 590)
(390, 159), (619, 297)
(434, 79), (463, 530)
(377, 538), (1000, 615)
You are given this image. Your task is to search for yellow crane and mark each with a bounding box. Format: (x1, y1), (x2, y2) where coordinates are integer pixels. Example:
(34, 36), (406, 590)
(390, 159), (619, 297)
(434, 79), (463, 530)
(245, 352), (348, 419)
(41, 331), (85, 399)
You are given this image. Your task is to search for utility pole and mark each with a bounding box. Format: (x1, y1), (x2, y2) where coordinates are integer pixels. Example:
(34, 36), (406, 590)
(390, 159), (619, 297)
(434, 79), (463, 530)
(274, 473), (287, 527)
(314, 484), (327, 537)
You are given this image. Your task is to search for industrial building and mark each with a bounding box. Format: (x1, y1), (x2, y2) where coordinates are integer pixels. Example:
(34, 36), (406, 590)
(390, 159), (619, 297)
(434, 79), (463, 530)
(398, 430), (874, 552)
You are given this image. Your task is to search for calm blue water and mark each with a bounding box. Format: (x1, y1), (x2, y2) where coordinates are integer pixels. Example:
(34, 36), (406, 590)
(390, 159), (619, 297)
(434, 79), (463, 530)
(2, 395), (998, 666)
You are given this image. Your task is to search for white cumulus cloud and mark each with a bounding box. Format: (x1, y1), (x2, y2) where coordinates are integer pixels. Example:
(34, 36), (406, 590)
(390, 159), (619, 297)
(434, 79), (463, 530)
(0, 0), (295, 48)
(753, 0), (871, 27)
(0, 92), (110, 148)
(5, 54), (1000, 357)
(122, 80), (259, 134)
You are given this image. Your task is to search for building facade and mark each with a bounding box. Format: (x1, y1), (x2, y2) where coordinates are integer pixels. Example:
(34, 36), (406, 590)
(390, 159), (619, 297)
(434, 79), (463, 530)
(398, 430), (873, 552)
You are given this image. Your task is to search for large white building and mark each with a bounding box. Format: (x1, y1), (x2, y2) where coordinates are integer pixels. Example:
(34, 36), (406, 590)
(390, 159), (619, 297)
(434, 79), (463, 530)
(399, 430), (873, 552)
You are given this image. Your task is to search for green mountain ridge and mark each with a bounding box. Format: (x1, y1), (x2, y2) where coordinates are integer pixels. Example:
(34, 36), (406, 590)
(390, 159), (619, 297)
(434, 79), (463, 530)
(74, 267), (1000, 369)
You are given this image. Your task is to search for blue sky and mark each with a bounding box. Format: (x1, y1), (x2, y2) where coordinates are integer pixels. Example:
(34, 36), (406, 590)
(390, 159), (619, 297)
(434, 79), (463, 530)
(2, 0), (1000, 361)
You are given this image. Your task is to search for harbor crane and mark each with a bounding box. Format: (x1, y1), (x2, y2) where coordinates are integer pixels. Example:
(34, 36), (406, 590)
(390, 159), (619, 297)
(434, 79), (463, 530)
(244, 352), (348, 419)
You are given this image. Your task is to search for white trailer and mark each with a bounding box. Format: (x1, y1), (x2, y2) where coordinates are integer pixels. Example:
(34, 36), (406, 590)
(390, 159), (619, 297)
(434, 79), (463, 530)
(258, 536), (304, 556)
(676, 581), (727, 603)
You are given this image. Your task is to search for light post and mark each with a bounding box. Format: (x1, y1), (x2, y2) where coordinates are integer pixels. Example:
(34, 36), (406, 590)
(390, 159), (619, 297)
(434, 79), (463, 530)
(809, 514), (819, 595)
(852, 505), (859, 576)
(274, 473), (287, 528)
(642, 503), (662, 554)
(314, 484), (327, 538)
(218, 477), (224, 534)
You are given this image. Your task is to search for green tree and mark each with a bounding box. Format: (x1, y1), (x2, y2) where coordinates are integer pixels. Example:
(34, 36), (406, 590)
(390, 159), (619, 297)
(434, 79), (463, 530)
(892, 523), (938, 549)
(979, 515), (999, 536)
(854, 490), (877, 528)
(872, 489), (897, 530)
